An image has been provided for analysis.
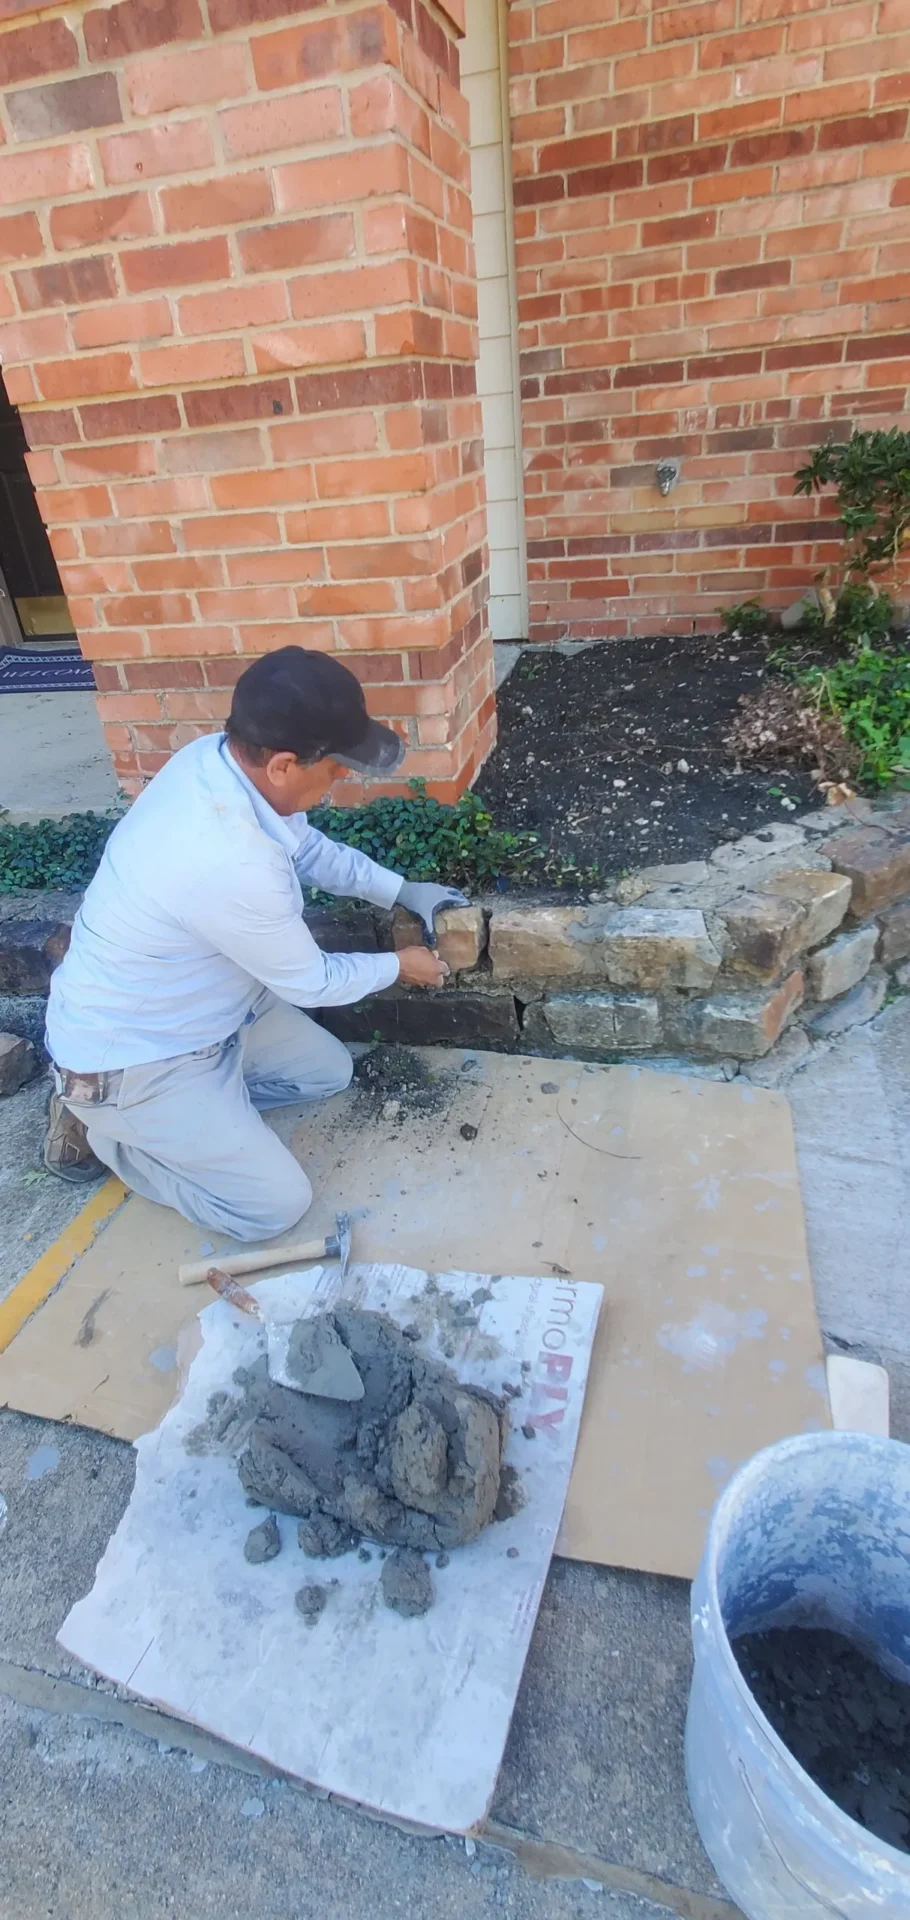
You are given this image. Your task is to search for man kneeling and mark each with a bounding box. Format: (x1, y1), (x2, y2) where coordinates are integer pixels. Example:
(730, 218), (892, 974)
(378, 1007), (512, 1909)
(45, 647), (463, 1240)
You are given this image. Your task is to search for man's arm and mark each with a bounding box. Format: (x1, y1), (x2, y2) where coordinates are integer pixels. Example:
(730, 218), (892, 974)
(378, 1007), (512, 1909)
(291, 819), (403, 911)
(193, 855), (400, 1007)
(292, 819), (470, 939)
(190, 856), (447, 1008)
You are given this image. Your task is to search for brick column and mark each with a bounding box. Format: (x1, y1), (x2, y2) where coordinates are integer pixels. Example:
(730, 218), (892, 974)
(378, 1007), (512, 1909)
(0, 0), (494, 799)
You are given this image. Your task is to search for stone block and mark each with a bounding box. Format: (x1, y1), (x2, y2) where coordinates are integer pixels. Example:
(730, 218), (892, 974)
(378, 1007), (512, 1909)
(761, 869), (852, 949)
(0, 917), (74, 994)
(614, 861), (709, 906)
(525, 992), (662, 1055)
(895, 961), (910, 990)
(710, 822), (807, 873)
(740, 1027), (812, 1088)
(807, 924), (878, 1003)
(641, 846), (832, 915)
(321, 990), (519, 1050)
(716, 892), (808, 981)
(666, 971), (804, 1060)
(805, 967), (887, 1037)
(0, 994), (51, 1060)
(822, 827), (910, 917)
(391, 904), (485, 974)
(0, 1032), (37, 1096)
(575, 906), (721, 991)
(489, 906), (586, 983)
(879, 901), (910, 969)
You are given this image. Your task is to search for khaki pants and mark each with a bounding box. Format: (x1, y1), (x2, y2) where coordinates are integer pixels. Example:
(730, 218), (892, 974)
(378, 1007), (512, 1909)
(58, 992), (353, 1241)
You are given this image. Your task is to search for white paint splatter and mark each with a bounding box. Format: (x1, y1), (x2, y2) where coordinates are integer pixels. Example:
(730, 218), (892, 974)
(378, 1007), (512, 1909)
(658, 1304), (768, 1372)
(26, 1446), (59, 1482)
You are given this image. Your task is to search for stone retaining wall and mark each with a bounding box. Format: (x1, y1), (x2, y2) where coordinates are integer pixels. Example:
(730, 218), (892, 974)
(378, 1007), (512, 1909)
(2, 799), (909, 1081)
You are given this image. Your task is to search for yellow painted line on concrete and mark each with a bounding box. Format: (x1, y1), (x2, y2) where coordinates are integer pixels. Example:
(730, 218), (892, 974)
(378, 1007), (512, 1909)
(0, 1178), (129, 1356)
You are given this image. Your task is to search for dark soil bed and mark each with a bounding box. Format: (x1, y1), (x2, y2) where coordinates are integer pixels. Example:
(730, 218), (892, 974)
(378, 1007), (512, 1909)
(478, 636), (818, 877)
(736, 1625), (910, 1854)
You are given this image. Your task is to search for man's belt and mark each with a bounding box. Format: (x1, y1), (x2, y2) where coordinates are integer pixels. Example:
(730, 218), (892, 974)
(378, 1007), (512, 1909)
(56, 1067), (120, 1104)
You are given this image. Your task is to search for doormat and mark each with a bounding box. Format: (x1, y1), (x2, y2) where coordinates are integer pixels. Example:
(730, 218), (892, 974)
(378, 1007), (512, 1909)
(0, 647), (93, 693)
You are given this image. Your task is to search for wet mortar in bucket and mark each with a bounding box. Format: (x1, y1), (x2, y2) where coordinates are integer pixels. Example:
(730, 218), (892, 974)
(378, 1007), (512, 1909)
(735, 1625), (910, 1855)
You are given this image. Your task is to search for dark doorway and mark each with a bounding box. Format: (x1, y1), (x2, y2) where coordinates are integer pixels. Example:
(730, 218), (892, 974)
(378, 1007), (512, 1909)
(0, 371), (75, 647)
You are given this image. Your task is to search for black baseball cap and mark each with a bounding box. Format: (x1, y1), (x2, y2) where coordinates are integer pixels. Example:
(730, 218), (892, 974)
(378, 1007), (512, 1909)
(227, 647), (406, 774)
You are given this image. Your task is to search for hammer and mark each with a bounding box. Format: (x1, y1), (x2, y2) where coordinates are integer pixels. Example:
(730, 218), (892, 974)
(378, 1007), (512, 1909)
(178, 1212), (352, 1289)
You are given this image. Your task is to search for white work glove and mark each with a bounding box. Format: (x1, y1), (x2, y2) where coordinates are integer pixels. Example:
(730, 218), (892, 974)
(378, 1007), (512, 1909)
(396, 879), (469, 945)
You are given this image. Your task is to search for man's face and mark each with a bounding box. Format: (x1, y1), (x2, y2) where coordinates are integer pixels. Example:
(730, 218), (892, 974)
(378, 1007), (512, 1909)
(261, 752), (343, 816)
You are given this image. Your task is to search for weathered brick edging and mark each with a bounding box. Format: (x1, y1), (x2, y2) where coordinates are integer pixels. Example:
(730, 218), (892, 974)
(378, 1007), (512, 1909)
(2, 799), (909, 1078)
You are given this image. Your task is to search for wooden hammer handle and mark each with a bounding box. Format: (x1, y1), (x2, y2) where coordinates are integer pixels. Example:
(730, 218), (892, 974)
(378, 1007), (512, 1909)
(178, 1235), (331, 1288)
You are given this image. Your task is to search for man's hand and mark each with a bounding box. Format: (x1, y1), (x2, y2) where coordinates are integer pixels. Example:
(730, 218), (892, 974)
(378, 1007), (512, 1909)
(396, 880), (470, 944)
(397, 946), (451, 990)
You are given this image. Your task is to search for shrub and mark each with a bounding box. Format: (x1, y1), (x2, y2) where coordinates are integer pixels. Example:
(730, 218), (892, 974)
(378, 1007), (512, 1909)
(0, 784), (557, 895)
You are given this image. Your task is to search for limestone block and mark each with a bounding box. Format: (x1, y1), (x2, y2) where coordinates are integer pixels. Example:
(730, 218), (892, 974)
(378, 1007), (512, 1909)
(717, 892), (808, 981)
(391, 905), (485, 974)
(879, 901), (910, 969)
(576, 906), (721, 991)
(761, 869), (852, 949)
(740, 1027), (812, 1087)
(666, 971), (805, 1060)
(489, 906), (586, 982)
(822, 828), (910, 917)
(710, 822), (807, 872)
(807, 924), (878, 1003)
(805, 967), (887, 1036)
(528, 992), (662, 1054)
(0, 1032), (37, 1096)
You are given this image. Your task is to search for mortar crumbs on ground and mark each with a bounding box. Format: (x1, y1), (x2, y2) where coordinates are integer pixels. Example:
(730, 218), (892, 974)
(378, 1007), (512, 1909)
(402, 1273), (502, 1362)
(352, 1045), (453, 1119)
(479, 635), (817, 876)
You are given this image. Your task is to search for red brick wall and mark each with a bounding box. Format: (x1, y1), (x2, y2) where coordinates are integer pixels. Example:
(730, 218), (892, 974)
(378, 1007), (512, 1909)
(0, 0), (494, 798)
(509, 0), (910, 641)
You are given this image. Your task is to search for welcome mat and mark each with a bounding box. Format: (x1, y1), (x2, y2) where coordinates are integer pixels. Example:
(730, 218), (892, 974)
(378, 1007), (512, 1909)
(0, 648), (94, 693)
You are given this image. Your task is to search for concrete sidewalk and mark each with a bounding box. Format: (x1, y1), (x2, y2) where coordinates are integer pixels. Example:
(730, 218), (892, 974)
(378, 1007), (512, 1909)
(0, 690), (119, 823)
(0, 1003), (907, 1920)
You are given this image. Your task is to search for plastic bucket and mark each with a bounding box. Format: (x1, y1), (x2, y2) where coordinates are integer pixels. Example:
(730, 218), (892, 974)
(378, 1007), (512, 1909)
(685, 1431), (910, 1919)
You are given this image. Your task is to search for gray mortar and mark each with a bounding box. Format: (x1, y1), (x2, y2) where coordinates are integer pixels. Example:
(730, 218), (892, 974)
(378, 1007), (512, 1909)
(402, 1274), (501, 1365)
(243, 1515), (280, 1564)
(238, 1307), (510, 1556)
(380, 1548), (433, 1618)
(297, 1514), (358, 1559)
(184, 1362), (271, 1458)
(285, 1318), (364, 1401)
(494, 1466), (526, 1522)
(295, 1583), (328, 1626)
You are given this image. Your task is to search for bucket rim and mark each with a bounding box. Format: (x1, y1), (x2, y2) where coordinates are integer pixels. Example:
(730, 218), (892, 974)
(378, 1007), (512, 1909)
(693, 1429), (910, 1879)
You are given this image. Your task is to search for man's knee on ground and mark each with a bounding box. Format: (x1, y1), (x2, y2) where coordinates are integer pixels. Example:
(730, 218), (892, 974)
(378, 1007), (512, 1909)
(238, 1162), (313, 1240)
(325, 1038), (354, 1096)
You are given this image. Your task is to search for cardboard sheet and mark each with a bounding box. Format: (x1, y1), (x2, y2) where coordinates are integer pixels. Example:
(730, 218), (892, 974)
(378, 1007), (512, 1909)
(58, 1263), (601, 1833)
(0, 1053), (829, 1579)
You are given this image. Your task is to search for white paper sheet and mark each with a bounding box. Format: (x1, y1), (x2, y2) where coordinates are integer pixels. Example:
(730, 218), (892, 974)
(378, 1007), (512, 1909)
(59, 1263), (601, 1832)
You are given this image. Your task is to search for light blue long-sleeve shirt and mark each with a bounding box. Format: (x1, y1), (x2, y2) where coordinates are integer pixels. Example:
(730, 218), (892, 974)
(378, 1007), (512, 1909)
(46, 734), (403, 1071)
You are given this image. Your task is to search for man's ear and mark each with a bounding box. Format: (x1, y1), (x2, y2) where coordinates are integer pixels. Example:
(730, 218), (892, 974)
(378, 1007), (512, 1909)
(264, 750), (299, 785)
